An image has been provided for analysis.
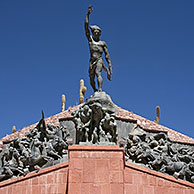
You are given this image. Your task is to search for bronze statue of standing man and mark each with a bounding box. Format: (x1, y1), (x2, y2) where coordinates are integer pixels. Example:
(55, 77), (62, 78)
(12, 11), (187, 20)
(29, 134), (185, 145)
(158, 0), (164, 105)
(85, 6), (112, 92)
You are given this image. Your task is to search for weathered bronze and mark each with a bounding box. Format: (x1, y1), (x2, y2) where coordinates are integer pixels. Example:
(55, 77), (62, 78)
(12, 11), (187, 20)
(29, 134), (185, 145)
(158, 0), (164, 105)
(0, 112), (70, 182)
(72, 92), (118, 145)
(85, 5), (112, 92)
(125, 129), (194, 183)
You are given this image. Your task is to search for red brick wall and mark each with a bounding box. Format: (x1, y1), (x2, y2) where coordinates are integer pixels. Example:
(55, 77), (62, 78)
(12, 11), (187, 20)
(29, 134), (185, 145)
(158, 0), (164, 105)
(124, 163), (194, 194)
(0, 145), (194, 194)
(0, 162), (68, 194)
(68, 145), (194, 194)
(68, 145), (124, 194)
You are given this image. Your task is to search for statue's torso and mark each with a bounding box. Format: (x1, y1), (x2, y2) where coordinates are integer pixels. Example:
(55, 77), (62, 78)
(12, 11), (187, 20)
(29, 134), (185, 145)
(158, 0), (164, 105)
(89, 37), (105, 61)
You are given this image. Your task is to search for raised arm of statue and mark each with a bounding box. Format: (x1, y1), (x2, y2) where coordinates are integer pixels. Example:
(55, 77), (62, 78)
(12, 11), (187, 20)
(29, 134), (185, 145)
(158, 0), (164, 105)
(103, 43), (112, 81)
(85, 5), (93, 42)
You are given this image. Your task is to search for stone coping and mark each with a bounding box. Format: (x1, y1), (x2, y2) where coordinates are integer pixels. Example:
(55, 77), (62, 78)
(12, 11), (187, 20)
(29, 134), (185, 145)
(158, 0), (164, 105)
(68, 144), (124, 151)
(125, 161), (194, 189)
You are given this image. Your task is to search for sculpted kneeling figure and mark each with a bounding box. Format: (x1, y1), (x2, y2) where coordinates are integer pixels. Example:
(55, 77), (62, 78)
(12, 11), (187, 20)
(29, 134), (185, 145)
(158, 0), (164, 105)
(85, 5), (112, 92)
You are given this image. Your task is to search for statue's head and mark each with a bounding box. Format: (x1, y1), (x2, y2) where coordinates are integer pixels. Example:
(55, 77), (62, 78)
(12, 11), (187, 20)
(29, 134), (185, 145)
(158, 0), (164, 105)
(90, 25), (101, 39)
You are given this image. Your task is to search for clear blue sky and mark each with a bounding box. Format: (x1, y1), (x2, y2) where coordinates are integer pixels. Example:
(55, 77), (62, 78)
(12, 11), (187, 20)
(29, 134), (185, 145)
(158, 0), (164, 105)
(0, 0), (194, 139)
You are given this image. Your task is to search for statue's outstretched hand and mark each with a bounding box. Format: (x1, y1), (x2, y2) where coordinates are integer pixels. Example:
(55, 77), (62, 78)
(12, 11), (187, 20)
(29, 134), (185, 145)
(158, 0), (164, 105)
(88, 5), (93, 15)
(109, 65), (112, 75)
(107, 73), (111, 81)
(107, 65), (112, 81)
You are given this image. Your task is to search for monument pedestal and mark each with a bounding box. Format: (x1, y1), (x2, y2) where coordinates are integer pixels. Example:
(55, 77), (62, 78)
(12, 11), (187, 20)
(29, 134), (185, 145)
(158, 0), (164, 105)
(68, 145), (124, 194)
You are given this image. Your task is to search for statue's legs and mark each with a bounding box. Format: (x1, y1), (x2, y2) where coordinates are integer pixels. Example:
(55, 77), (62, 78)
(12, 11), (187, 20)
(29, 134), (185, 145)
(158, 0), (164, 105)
(95, 62), (103, 92)
(89, 73), (97, 92)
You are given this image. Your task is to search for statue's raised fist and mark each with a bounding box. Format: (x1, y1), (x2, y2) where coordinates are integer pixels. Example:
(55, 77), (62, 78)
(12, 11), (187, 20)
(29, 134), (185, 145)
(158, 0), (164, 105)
(88, 5), (93, 14)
